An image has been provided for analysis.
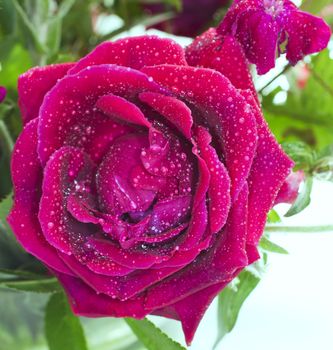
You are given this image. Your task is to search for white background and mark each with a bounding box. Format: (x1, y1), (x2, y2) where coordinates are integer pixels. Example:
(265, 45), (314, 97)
(151, 180), (333, 350)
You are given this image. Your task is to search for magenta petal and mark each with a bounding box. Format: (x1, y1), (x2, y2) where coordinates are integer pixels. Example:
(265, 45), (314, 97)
(144, 185), (249, 309)
(236, 10), (279, 75)
(242, 91), (294, 245)
(130, 164), (167, 191)
(59, 253), (130, 297)
(39, 146), (95, 254)
(178, 145), (210, 250)
(149, 195), (192, 233)
(61, 243), (187, 300)
(179, 199), (208, 251)
(85, 254), (135, 277)
(7, 119), (73, 275)
(96, 134), (155, 215)
(195, 126), (231, 233)
(0, 86), (6, 103)
(55, 272), (149, 318)
(160, 281), (232, 345)
(88, 238), (168, 269)
(96, 93), (151, 127)
(186, 29), (257, 96)
(18, 63), (74, 125)
(139, 92), (193, 139)
(142, 65), (258, 201)
(285, 10), (331, 65)
(69, 36), (187, 75)
(38, 64), (164, 165)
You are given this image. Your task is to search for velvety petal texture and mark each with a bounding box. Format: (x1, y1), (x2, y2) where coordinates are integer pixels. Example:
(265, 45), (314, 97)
(217, 0), (331, 74)
(8, 34), (296, 345)
(0, 86), (6, 103)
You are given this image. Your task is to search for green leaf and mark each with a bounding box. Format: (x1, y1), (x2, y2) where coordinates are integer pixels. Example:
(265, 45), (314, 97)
(12, 0), (47, 55)
(0, 119), (13, 198)
(285, 176), (313, 217)
(263, 50), (333, 149)
(139, 0), (182, 12)
(45, 292), (88, 350)
(0, 191), (12, 233)
(282, 141), (316, 172)
(0, 277), (61, 293)
(214, 270), (260, 349)
(301, 0), (332, 14)
(45, 0), (76, 60)
(267, 209), (281, 224)
(0, 267), (46, 279)
(259, 236), (288, 254)
(0, 0), (16, 35)
(312, 144), (333, 181)
(125, 318), (186, 350)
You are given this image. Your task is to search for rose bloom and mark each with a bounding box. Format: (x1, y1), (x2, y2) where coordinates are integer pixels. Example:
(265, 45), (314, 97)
(8, 35), (293, 344)
(146, 0), (229, 37)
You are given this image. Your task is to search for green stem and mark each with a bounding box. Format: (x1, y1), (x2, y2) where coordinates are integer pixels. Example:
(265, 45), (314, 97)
(0, 120), (14, 152)
(258, 64), (292, 94)
(265, 225), (333, 233)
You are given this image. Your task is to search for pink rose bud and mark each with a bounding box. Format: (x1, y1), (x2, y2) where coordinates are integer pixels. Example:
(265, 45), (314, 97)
(275, 170), (305, 205)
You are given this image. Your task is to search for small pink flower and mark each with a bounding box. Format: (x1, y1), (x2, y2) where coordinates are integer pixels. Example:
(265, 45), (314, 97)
(217, 0), (331, 74)
(0, 86), (6, 103)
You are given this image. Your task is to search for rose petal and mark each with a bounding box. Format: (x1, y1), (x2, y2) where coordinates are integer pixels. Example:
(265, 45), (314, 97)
(139, 92), (193, 139)
(38, 64), (164, 165)
(144, 184), (249, 309)
(194, 126), (231, 233)
(96, 93), (151, 128)
(96, 134), (156, 216)
(235, 9), (279, 75)
(285, 10), (331, 65)
(142, 65), (257, 201)
(186, 29), (257, 96)
(241, 91), (294, 246)
(69, 36), (187, 75)
(156, 280), (233, 346)
(55, 272), (149, 318)
(39, 146), (96, 254)
(18, 63), (74, 125)
(274, 170), (304, 205)
(7, 119), (73, 275)
(60, 244), (188, 300)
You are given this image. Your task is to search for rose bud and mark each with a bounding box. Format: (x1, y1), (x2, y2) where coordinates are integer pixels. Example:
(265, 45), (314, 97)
(8, 36), (293, 345)
(217, 0), (331, 74)
(274, 170), (305, 205)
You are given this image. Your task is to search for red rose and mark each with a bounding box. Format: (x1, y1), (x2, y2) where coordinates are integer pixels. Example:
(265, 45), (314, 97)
(8, 36), (292, 344)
